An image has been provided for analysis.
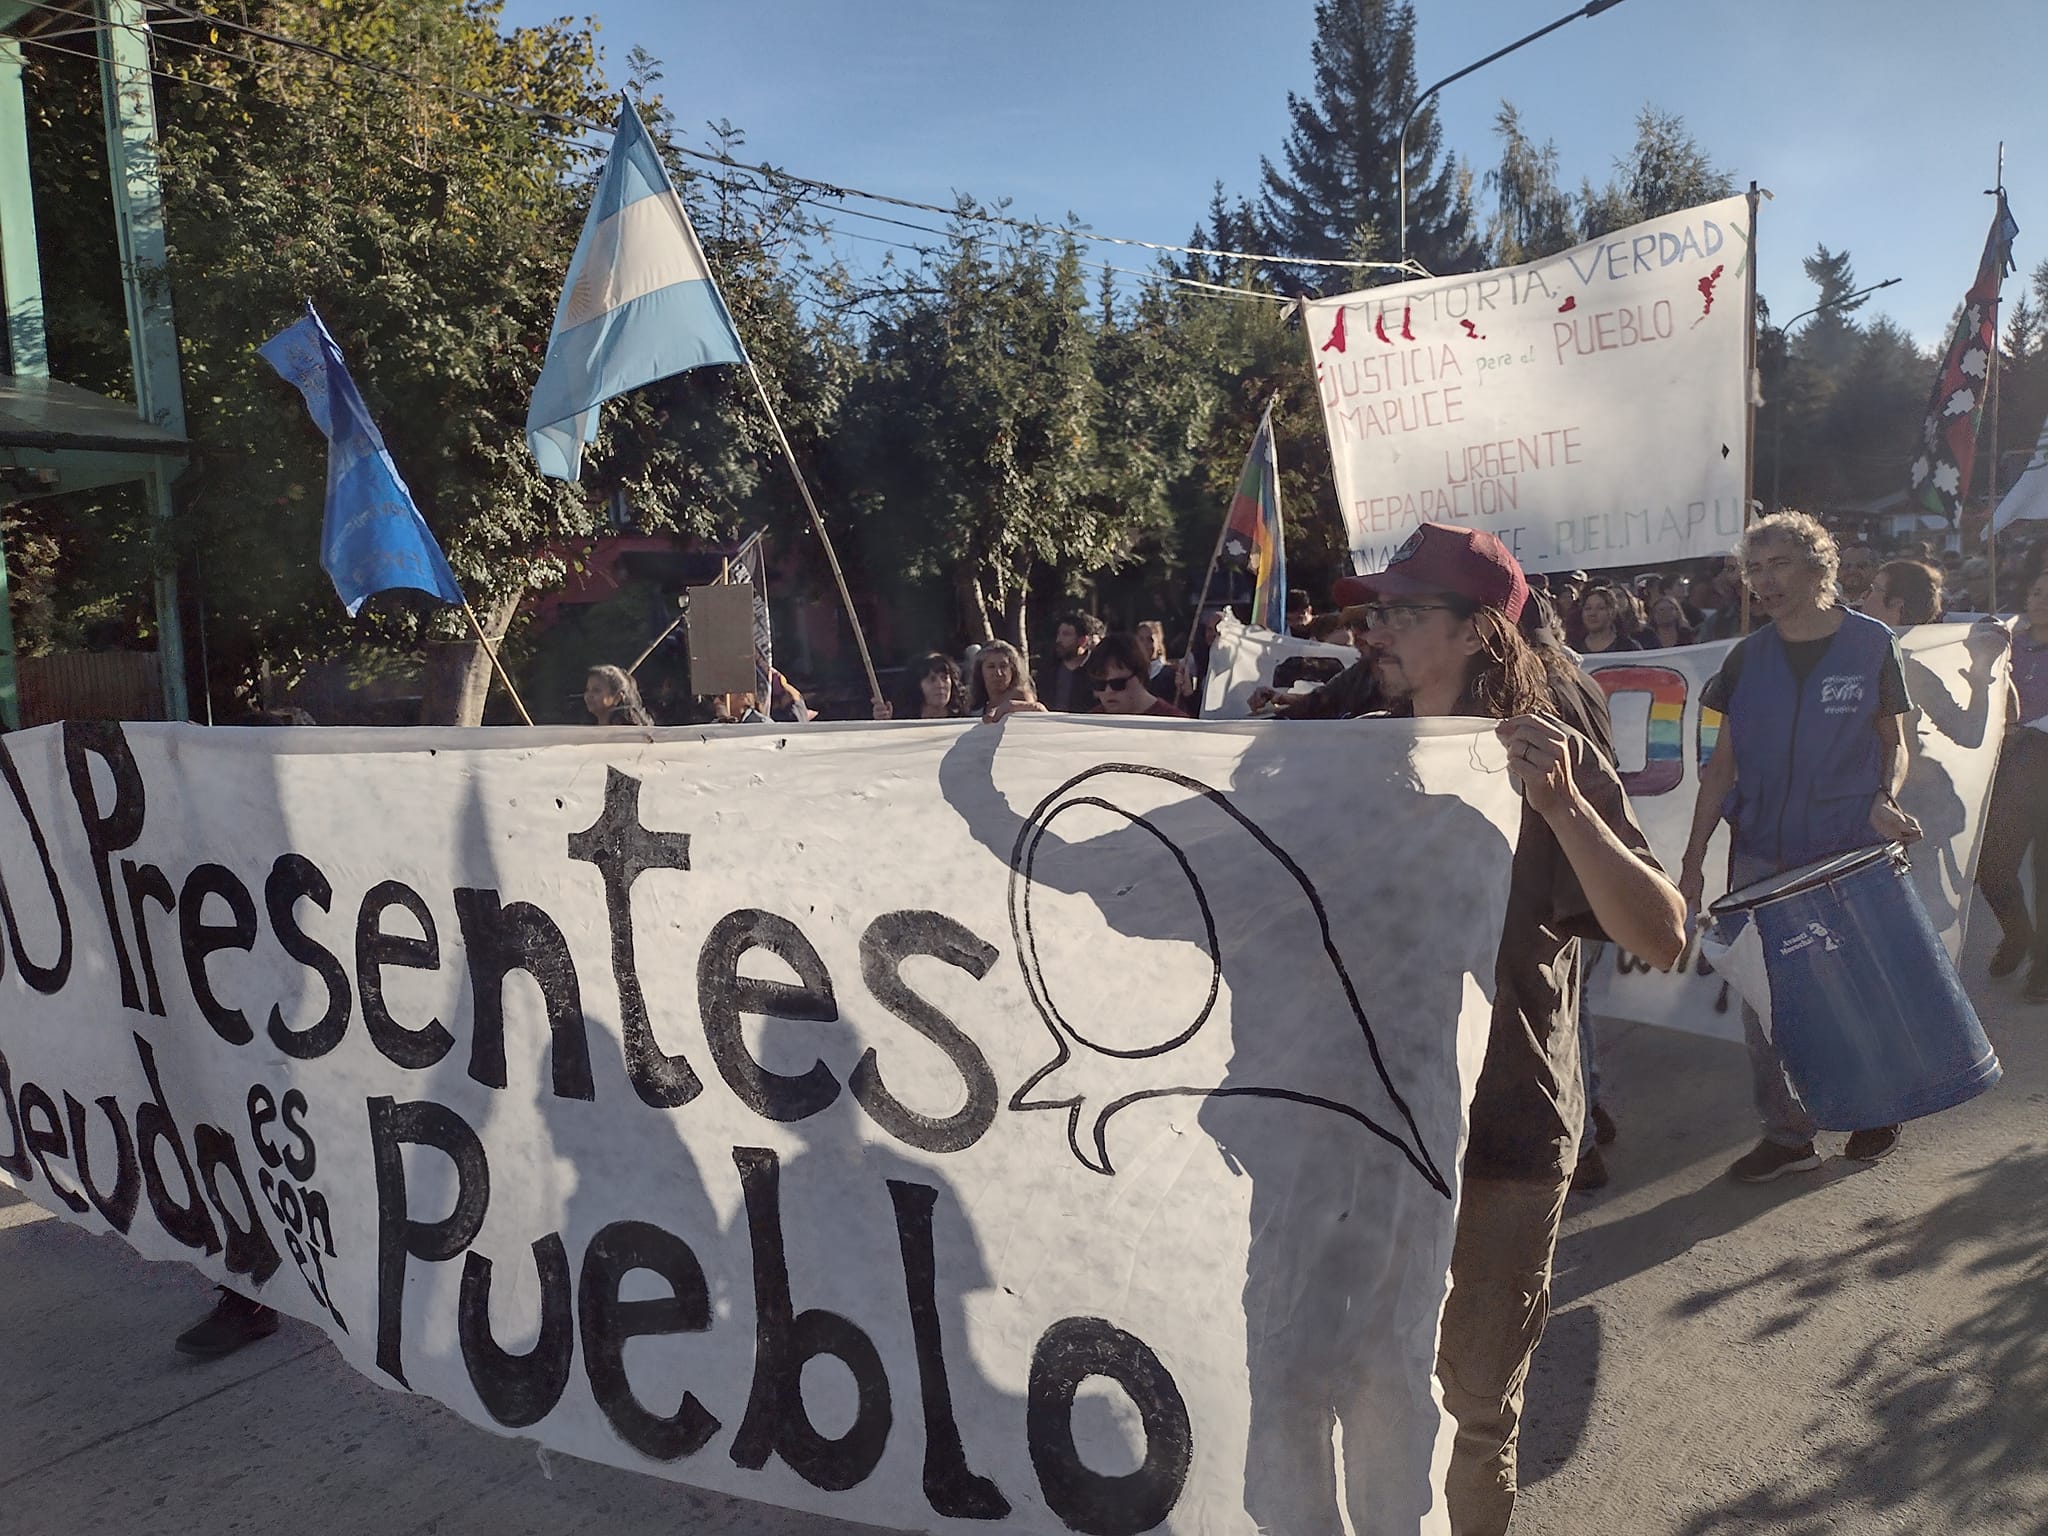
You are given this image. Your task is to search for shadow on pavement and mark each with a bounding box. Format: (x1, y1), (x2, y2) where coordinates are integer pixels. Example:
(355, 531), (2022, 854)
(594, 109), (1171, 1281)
(1672, 1144), (2048, 1535)
(1525, 1012), (1841, 1489)
(1518, 1306), (1600, 1488)
(1550, 1019), (1835, 1312)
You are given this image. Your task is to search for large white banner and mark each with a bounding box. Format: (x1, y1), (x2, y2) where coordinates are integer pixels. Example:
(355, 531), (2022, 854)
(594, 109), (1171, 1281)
(0, 717), (1523, 1536)
(1305, 198), (1751, 576)
(1581, 624), (2011, 1039)
(1200, 615), (1358, 719)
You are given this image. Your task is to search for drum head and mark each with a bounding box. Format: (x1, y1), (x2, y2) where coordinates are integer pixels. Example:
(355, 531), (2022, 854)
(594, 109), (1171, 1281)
(1710, 843), (1899, 918)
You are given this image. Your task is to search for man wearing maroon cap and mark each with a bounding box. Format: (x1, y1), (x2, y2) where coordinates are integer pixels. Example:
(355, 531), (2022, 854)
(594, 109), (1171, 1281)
(1361, 523), (1687, 1535)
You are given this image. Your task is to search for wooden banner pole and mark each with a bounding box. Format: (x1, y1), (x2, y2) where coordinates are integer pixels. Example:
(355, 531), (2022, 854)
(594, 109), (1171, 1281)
(739, 358), (884, 712)
(1740, 181), (1762, 636)
(462, 600), (534, 726)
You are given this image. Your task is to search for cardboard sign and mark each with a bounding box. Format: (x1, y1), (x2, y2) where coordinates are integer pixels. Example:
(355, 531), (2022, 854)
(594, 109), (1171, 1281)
(0, 716), (1525, 1535)
(686, 582), (759, 695)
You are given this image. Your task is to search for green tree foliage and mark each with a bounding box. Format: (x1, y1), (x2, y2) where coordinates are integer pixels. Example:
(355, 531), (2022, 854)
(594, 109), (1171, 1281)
(18, 0), (847, 716)
(1483, 102), (1575, 266)
(32, 0), (1966, 718)
(1257, 0), (1474, 280)
(842, 218), (1140, 651)
(1579, 106), (1734, 238)
(1762, 247), (1930, 515)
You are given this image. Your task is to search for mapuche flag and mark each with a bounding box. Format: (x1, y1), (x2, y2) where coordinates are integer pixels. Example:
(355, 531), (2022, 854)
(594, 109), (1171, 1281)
(1910, 193), (2019, 520)
(1220, 404), (1288, 633)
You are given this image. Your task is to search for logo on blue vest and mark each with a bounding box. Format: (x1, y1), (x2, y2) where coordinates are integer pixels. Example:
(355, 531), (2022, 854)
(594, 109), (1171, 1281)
(1820, 674), (1866, 714)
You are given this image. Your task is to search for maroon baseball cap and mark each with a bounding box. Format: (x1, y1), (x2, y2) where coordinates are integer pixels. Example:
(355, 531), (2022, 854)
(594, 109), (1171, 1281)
(1354, 524), (1528, 622)
(1331, 574), (1375, 609)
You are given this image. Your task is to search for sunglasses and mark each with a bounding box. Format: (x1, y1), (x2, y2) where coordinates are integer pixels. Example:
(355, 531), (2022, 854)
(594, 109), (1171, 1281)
(1361, 602), (1459, 632)
(1092, 672), (1141, 694)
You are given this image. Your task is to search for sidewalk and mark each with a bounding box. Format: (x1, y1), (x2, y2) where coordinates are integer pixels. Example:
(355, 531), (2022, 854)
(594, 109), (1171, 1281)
(4, 931), (2044, 1534)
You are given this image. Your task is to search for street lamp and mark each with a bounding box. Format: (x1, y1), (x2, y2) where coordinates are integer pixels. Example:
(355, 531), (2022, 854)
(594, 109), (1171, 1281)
(1766, 277), (1902, 511)
(1397, 0), (1630, 263)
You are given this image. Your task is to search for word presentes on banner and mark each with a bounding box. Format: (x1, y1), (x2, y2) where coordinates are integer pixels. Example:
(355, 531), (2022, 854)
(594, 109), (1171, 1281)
(0, 717), (1521, 1536)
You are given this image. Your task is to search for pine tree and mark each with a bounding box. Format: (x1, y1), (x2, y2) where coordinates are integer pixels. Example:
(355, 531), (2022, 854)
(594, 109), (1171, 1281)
(1579, 106), (1733, 239)
(1484, 102), (1575, 265)
(1257, 0), (1473, 281)
(1797, 245), (1866, 372)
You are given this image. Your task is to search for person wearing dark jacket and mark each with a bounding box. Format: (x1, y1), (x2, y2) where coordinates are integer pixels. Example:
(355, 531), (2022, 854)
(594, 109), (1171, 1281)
(1034, 611), (1104, 713)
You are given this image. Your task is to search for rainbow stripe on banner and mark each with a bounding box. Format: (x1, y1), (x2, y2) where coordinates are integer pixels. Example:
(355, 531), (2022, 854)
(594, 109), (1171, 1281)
(1222, 405), (1287, 633)
(1589, 665), (1687, 796)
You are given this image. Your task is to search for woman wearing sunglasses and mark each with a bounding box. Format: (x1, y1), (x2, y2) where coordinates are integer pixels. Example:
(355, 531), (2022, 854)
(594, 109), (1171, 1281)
(1086, 632), (1190, 717)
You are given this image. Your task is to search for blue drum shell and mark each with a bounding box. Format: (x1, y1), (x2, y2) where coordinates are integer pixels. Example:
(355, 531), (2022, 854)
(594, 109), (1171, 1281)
(1718, 848), (2000, 1131)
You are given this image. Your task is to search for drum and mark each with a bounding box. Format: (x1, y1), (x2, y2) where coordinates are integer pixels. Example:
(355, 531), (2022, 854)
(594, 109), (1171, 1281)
(1705, 843), (2000, 1131)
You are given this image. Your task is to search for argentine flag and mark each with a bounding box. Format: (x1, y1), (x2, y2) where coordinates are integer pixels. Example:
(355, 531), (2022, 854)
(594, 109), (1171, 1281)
(527, 100), (746, 480)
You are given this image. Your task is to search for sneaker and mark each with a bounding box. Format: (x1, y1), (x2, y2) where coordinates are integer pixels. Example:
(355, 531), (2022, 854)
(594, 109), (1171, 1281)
(2026, 967), (2048, 1005)
(1728, 1140), (1822, 1184)
(1591, 1103), (1618, 1146)
(175, 1288), (280, 1360)
(1571, 1147), (1610, 1192)
(1989, 932), (2032, 978)
(1844, 1126), (1901, 1162)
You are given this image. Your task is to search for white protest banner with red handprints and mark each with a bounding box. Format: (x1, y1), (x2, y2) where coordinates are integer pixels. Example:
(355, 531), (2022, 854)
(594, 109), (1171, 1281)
(0, 716), (1523, 1536)
(1582, 624), (2010, 1039)
(1303, 197), (1751, 576)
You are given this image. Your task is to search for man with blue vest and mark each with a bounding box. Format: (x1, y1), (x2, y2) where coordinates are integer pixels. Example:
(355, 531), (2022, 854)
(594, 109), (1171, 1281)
(1679, 513), (1923, 1181)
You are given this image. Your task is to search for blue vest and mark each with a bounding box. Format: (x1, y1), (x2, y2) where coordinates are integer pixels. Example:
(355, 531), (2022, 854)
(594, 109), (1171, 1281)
(1725, 610), (1892, 871)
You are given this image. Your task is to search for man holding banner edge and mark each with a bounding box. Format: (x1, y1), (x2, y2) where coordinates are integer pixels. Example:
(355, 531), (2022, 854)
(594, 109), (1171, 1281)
(1358, 522), (1686, 1536)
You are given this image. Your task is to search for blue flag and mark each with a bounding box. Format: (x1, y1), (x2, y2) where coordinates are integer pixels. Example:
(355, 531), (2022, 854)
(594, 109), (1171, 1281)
(259, 306), (465, 616)
(527, 99), (747, 480)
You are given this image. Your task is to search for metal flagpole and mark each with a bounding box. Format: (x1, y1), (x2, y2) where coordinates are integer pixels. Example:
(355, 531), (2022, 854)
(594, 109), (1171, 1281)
(1986, 143), (2007, 613)
(738, 358), (884, 713)
(1740, 181), (1761, 636)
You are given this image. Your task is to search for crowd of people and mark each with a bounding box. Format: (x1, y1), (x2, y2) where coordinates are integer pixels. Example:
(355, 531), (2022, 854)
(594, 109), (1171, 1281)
(202, 517), (2034, 1536)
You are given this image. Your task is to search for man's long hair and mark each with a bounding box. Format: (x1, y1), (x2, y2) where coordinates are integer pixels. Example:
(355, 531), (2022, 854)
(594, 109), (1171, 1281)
(1456, 603), (1556, 721)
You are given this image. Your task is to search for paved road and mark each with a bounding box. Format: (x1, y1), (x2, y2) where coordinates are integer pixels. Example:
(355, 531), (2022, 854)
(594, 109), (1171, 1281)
(4, 926), (2043, 1535)
(1518, 920), (2048, 1536)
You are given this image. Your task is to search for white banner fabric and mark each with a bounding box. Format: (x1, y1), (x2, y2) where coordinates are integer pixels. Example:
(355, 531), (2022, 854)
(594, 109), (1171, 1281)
(1199, 614), (1359, 719)
(1305, 197), (1751, 576)
(0, 717), (1525, 1536)
(1993, 416), (2048, 531)
(1580, 624), (2010, 1039)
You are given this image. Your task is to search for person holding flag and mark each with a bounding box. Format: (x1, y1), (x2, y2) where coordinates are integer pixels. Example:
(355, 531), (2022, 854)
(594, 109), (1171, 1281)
(1212, 403), (1287, 632)
(1177, 406), (1286, 715)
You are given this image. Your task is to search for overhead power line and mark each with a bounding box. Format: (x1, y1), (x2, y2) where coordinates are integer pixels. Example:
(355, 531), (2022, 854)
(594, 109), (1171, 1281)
(20, 0), (1304, 306)
(107, 0), (1425, 280)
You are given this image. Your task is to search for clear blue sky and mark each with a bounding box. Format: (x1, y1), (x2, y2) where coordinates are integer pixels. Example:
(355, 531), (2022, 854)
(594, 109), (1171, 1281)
(496, 0), (2046, 347)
